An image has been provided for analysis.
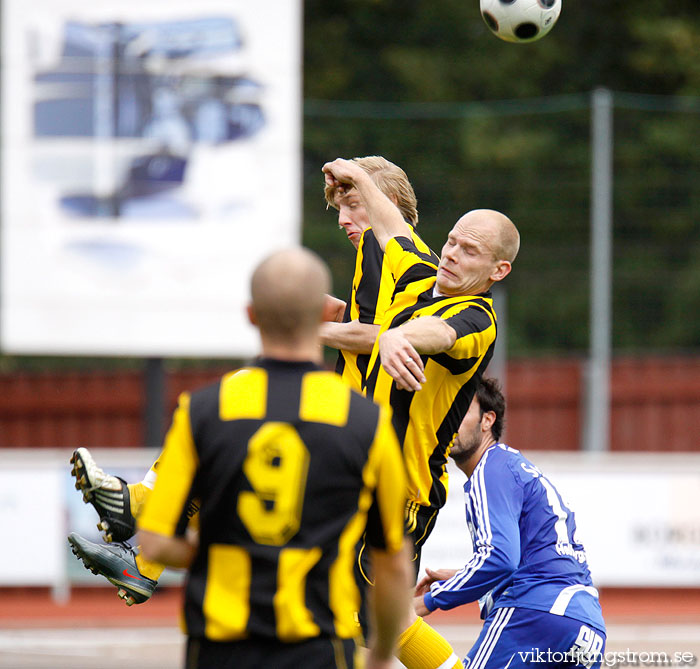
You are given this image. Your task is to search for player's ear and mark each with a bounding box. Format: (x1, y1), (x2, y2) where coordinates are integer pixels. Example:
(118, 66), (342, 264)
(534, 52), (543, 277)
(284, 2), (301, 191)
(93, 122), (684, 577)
(246, 304), (257, 326)
(491, 260), (511, 283)
(481, 410), (496, 433)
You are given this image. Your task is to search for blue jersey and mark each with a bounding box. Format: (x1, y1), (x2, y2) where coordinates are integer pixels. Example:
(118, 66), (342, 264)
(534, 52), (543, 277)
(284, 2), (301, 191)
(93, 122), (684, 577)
(424, 444), (605, 633)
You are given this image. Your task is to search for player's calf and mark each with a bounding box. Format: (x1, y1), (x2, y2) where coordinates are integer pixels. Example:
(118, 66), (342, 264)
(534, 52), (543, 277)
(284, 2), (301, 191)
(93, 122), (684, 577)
(70, 447), (136, 543)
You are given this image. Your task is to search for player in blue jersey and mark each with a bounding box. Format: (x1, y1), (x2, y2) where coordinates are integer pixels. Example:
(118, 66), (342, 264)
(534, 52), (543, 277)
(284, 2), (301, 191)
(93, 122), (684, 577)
(415, 378), (606, 669)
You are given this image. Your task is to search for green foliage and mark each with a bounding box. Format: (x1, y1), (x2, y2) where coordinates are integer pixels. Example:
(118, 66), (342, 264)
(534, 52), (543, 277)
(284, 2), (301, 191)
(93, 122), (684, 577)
(303, 0), (700, 356)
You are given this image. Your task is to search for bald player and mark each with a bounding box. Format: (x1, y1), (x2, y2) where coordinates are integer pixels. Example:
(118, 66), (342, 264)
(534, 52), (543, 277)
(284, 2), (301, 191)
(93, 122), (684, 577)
(323, 158), (520, 669)
(73, 248), (411, 669)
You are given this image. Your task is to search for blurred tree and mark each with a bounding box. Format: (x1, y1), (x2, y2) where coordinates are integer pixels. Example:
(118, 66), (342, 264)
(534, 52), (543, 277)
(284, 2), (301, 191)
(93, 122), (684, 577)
(303, 0), (700, 356)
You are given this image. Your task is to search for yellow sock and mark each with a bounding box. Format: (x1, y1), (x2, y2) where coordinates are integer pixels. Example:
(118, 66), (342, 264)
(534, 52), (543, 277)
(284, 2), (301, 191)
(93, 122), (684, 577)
(127, 481), (151, 517)
(135, 550), (166, 582)
(397, 617), (462, 669)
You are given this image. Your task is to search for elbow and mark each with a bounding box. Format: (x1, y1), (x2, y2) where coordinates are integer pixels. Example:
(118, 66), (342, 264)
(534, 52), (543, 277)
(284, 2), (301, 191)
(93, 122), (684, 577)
(419, 320), (456, 354)
(442, 323), (457, 350)
(489, 547), (519, 577)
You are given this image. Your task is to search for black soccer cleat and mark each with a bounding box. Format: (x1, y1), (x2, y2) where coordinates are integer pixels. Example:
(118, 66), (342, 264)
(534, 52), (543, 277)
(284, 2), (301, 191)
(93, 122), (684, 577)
(68, 532), (158, 606)
(70, 447), (136, 543)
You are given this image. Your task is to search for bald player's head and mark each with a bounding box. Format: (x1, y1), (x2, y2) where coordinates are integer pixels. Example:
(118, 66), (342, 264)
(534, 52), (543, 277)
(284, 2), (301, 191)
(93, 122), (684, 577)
(436, 209), (520, 297)
(249, 247), (331, 345)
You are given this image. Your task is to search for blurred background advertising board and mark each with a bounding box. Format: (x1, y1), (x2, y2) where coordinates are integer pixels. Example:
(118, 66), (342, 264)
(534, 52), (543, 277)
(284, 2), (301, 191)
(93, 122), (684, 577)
(422, 455), (700, 588)
(1, 0), (302, 357)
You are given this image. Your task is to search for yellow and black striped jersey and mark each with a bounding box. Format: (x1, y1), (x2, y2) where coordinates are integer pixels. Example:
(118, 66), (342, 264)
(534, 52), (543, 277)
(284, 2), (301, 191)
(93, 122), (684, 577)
(336, 227), (439, 392)
(138, 358), (406, 644)
(364, 236), (497, 512)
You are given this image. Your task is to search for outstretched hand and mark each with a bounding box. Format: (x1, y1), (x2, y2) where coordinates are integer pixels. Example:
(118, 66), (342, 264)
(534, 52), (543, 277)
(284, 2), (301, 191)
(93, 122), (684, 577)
(415, 567), (459, 597)
(413, 567), (459, 616)
(378, 328), (426, 391)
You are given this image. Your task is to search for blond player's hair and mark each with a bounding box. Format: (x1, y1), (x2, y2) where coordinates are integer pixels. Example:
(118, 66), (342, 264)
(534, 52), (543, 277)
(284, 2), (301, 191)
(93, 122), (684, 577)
(324, 156), (419, 227)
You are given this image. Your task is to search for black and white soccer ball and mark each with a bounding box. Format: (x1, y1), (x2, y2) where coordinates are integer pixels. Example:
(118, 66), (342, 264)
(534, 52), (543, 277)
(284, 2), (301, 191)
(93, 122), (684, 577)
(480, 0), (562, 43)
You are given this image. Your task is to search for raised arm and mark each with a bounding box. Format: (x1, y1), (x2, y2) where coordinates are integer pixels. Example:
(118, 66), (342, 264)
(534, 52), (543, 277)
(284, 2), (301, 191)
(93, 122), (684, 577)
(322, 158), (411, 249)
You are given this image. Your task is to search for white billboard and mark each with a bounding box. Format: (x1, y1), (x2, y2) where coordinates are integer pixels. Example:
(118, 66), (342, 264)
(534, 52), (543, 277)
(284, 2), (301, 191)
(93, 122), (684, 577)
(0, 450), (698, 589)
(1, 0), (302, 356)
(422, 453), (700, 588)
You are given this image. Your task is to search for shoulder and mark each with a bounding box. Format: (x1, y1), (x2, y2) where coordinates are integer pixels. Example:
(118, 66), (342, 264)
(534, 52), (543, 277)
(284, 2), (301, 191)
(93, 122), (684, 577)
(440, 294), (495, 318)
(493, 446), (547, 487)
(476, 444), (528, 487)
(304, 369), (382, 428)
(188, 367), (256, 421)
(409, 228), (440, 263)
(189, 375), (227, 406)
(434, 295), (497, 335)
(390, 235), (439, 267)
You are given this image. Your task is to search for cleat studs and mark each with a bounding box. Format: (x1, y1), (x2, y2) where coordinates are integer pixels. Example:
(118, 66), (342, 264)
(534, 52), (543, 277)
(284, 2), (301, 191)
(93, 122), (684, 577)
(79, 475), (86, 486)
(125, 597), (135, 606)
(74, 482), (80, 490)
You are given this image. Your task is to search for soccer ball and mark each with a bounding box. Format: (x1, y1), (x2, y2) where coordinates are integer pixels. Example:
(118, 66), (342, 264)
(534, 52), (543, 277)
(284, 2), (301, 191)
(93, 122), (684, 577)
(480, 0), (562, 43)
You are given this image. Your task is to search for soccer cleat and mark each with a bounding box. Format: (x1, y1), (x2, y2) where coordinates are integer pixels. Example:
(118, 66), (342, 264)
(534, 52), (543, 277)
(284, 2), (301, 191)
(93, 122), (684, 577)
(70, 447), (136, 543)
(68, 533), (158, 606)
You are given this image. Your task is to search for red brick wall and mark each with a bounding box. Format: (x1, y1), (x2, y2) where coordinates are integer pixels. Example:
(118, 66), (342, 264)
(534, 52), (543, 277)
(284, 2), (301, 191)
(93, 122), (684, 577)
(1, 357), (699, 451)
(506, 358), (582, 451)
(610, 357), (700, 452)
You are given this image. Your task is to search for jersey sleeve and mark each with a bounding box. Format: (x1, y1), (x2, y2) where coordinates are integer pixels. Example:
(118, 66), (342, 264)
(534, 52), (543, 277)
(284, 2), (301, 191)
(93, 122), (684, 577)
(442, 301), (497, 359)
(137, 392), (200, 537)
(423, 451), (523, 612)
(384, 237), (438, 292)
(364, 404), (408, 554)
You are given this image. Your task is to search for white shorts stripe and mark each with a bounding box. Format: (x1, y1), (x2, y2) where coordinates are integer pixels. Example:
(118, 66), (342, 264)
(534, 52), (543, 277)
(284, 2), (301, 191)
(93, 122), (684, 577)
(471, 607), (514, 669)
(471, 608), (508, 669)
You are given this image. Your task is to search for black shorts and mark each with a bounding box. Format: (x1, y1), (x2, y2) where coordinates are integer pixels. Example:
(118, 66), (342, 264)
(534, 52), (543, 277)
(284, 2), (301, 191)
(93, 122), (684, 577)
(404, 500), (439, 576)
(355, 501), (439, 637)
(358, 500), (439, 587)
(186, 635), (359, 669)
